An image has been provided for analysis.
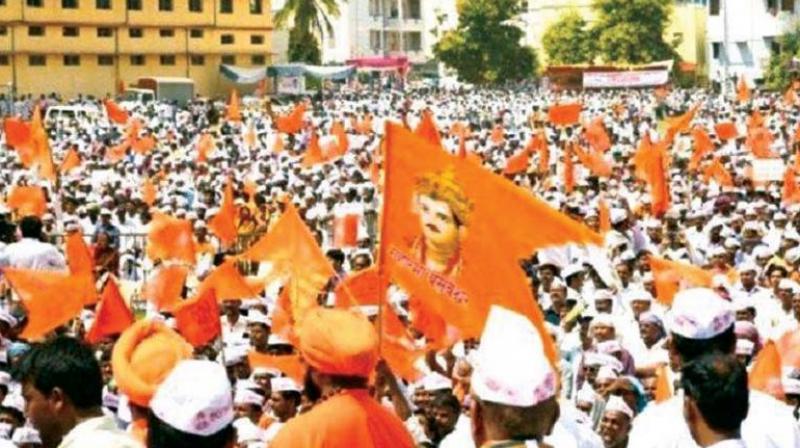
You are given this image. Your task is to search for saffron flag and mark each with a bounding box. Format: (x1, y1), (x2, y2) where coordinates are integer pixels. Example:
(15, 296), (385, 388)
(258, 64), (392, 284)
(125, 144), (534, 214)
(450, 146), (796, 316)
(174, 288), (221, 348)
(690, 127), (714, 171)
(196, 133), (215, 164)
(131, 135), (156, 154)
(714, 122), (738, 140)
(654, 364), (672, 403)
(7, 186), (46, 218)
(334, 267), (381, 308)
(28, 107), (55, 181)
(564, 145), (575, 193)
(105, 100), (129, 125)
(60, 147), (81, 173)
(749, 341), (784, 401)
(239, 202), (335, 319)
(275, 103), (307, 134)
(598, 197), (611, 234)
(380, 305), (425, 382)
(146, 213), (196, 264)
(4, 118), (31, 147)
(65, 231), (97, 305)
(86, 277), (134, 344)
(746, 127), (775, 159)
(226, 89), (242, 122)
(414, 110), (442, 148)
(548, 103), (582, 126)
(634, 137), (671, 216)
(301, 132), (325, 168)
(784, 167), (800, 204)
(208, 179), (237, 248)
(776, 330), (800, 369)
(142, 264), (188, 311)
(665, 105), (698, 139)
(585, 118), (611, 153)
(381, 123), (602, 360)
(331, 120), (349, 156)
(574, 145), (612, 177)
(272, 133), (285, 153)
(247, 352), (305, 384)
(142, 178), (157, 207)
(5, 268), (85, 341)
(703, 158), (734, 188)
(649, 256), (714, 306)
(196, 260), (256, 303)
(333, 214), (359, 248)
(737, 76), (751, 103)
(504, 149), (530, 175)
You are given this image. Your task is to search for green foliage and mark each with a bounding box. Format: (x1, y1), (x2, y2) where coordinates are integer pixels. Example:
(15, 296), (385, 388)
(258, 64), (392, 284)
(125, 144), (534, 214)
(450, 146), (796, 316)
(288, 27), (322, 64)
(542, 10), (595, 65)
(591, 0), (678, 64)
(434, 0), (538, 84)
(765, 22), (800, 90)
(276, 0), (342, 64)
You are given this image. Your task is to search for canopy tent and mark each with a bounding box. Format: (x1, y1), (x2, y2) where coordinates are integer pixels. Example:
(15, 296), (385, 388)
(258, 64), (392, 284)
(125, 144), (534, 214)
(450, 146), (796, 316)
(346, 56), (409, 72)
(219, 64), (269, 84)
(220, 64), (356, 84)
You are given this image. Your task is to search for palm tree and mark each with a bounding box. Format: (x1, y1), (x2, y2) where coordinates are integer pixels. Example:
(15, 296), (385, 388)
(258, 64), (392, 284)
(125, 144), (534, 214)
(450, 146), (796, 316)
(274, 0), (344, 64)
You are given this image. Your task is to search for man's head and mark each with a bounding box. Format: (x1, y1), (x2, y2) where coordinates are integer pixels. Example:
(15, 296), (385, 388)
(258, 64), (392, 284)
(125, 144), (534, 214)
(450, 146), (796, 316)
(19, 216), (43, 240)
(666, 288), (736, 368)
(14, 336), (103, 448)
(598, 396), (633, 448)
(428, 393), (461, 443)
(681, 353), (749, 446)
(268, 378), (301, 422)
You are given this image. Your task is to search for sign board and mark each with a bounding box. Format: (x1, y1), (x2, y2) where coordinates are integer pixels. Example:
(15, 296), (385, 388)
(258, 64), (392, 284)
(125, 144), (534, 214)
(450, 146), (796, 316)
(751, 159), (785, 182)
(583, 70), (670, 89)
(276, 76), (305, 95)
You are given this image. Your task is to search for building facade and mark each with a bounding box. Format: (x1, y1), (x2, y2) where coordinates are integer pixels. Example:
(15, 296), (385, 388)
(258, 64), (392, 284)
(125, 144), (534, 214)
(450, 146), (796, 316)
(0, 0), (274, 99)
(707, 0), (796, 84)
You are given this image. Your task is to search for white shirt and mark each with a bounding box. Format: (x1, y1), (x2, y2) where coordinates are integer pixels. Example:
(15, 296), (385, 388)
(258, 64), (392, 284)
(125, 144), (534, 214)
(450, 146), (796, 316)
(628, 390), (800, 448)
(0, 238), (66, 271)
(708, 440), (747, 448)
(439, 415), (475, 448)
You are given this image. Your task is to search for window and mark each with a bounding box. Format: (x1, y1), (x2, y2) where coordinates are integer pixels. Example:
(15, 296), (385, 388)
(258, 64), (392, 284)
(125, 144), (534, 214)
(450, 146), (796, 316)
(127, 0), (141, 10)
(369, 30), (382, 51)
(221, 34), (234, 44)
(188, 0), (201, 12)
(158, 0), (172, 11)
(406, 0), (420, 19)
(190, 55), (205, 65)
(160, 55), (175, 65)
(96, 0), (111, 9)
(0, 27), (7, 36)
(404, 31), (421, 51)
(782, 0), (794, 12)
(130, 54), (145, 65)
(29, 55), (46, 66)
(190, 29), (203, 38)
(62, 0), (78, 8)
(97, 27), (113, 37)
(220, 0), (232, 13)
(221, 54), (235, 65)
(709, 0), (719, 15)
(129, 28), (143, 38)
(251, 55), (266, 65)
(98, 55), (114, 65)
(28, 26), (44, 37)
(0, 56), (9, 66)
(251, 34), (264, 44)
(63, 27), (79, 37)
(63, 54), (80, 66)
(712, 42), (721, 60)
(26, 0), (43, 6)
(159, 29), (174, 37)
(249, 0), (262, 14)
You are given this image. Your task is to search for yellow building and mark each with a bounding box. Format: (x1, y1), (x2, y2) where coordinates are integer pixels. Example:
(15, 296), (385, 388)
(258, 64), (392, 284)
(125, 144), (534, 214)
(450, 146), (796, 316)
(0, 0), (273, 99)
(527, 0), (708, 77)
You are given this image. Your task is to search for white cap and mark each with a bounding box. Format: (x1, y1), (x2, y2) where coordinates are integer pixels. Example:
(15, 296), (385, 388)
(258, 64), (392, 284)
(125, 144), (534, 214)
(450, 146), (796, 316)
(596, 340), (622, 355)
(784, 377), (800, 395)
(471, 306), (557, 407)
(737, 261), (759, 273)
(591, 313), (616, 329)
(575, 384), (596, 405)
(11, 427), (41, 445)
(0, 311), (17, 328)
(562, 263), (585, 279)
(604, 395), (634, 419)
(421, 372), (453, 392)
(610, 208), (627, 225)
(596, 365), (619, 382)
(251, 366), (281, 378)
(0, 372), (11, 387)
(666, 288), (734, 340)
(150, 360), (234, 437)
(623, 289), (653, 303)
(1, 394), (23, 414)
(267, 334), (291, 346)
(735, 339), (755, 356)
(233, 388), (264, 407)
(271, 377), (301, 393)
(779, 279), (800, 293)
(246, 311), (270, 327)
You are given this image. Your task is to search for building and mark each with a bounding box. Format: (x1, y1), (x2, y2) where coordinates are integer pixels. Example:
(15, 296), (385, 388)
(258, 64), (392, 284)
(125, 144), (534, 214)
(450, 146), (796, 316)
(321, 0), (457, 65)
(270, 0), (288, 64)
(0, 0), (274, 99)
(707, 0), (796, 84)
(524, 0), (708, 78)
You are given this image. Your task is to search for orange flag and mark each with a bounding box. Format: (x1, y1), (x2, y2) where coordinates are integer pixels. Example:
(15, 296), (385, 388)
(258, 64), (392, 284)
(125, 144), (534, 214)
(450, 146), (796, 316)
(334, 267), (381, 308)
(275, 103), (307, 134)
(239, 202), (335, 319)
(776, 330), (800, 369)
(598, 197), (611, 234)
(690, 127), (714, 171)
(142, 264), (188, 311)
(654, 364), (672, 403)
(333, 214), (359, 248)
(196, 260), (256, 303)
(356, 114), (373, 135)
(584, 118), (611, 152)
(208, 179), (237, 248)
(331, 120), (349, 156)
(243, 123), (257, 149)
(702, 158), (734, 188)
(106, 141), (129, 164)
(785, 86), (798, 106)
(746, 127), (775, 159)
(737, 76), (751, 103)
(380, 305), (425, 382)
(665, 105), (698, 138)
(714, 122), (738, 140)
(784, 167), (800, 204)
(414, 110), (442, 148)
(533, 133), (549, 173)
(86, 277), (134, 344)
(142, 178), (157, 207)
(748, 110), (765, 130)
(635, 138), (671, 216)
(146, 213), (196, 264)
(104, 99), (129, 125)
(564, 145), (575, 193)
(749, 341), (784, 401)
(301, 132), (325, 168)
(28, 107), (55, 181)
(573, 145), (612, 177)
(65, 231), (97, 305)
(247, 352), (305, 384)
(60, 147), (81, 173)
(174, 288), (221, 347)
(504, 149), (530, 175)
(226, 89), (242, 122)
(548, 103), (582, 126)
(131, 135), (156, 154)
(4, 268), (85, 341)
(649, 256), (714, 306)
(4, 118), (31, 147)
(196, 133), (215, 164)
(381, 123), (601, 360)
(7, 186), (46, 218)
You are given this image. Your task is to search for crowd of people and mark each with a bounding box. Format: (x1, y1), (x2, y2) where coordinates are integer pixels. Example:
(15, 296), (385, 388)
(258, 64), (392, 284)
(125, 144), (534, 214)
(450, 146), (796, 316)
(0, 80), (794, 448)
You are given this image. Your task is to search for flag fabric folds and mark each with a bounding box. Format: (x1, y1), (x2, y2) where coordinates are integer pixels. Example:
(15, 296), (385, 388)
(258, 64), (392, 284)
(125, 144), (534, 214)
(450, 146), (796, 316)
(174, 288), (222, 347)
(86, 277), (134, 344)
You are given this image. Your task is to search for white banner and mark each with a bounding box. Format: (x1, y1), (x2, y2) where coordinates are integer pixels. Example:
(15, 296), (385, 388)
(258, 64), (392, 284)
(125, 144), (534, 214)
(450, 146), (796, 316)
(583, 70), (670, 89)
(277, 76), (305, 95)
(751, 159), (785, 183)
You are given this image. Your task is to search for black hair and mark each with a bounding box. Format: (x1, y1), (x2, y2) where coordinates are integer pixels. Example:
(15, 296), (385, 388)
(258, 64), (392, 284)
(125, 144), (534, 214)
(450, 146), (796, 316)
(671, 325), (736, 363)
(13, 336), (102, 409)
(18, 216), (43, 240)
(0, 405), (24, 426)
(326, 249), (345, 265)
(431, 393), (461, 414)
(279, 390), (302, 406)
(681, 352), (749, 433)
(147, 412), (235, 448)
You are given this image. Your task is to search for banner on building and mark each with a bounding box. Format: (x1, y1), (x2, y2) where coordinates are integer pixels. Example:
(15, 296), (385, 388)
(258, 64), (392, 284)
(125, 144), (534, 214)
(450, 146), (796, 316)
(583, 70), (670, 89)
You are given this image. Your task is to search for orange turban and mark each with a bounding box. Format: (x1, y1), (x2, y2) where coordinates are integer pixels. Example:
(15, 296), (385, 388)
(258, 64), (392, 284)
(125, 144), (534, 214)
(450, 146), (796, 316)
(296, 308), (378, 378)
(111, 319), (193, 407)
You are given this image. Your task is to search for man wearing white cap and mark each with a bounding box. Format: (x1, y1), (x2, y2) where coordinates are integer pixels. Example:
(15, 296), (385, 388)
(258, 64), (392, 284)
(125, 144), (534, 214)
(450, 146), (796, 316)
(263, 377), (301, 445)
(628, 288), (800, 447)
(147, 360), (236, 447)
(598, 396), (633, 448)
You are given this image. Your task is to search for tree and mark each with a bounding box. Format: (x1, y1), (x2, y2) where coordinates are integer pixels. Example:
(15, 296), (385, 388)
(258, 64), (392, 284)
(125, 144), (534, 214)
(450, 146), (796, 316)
(591, 0), (678, 65)
(434, 0), (537, 84)
(765, 23), (800, 90)
(275, 0), (342, 64)
(542, 11), (595, 65)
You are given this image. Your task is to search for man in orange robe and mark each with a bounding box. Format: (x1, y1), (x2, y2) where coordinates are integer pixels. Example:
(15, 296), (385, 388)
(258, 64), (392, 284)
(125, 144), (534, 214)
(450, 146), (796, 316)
(270, 308), (415, 448)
